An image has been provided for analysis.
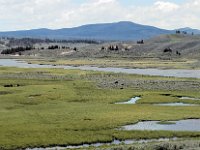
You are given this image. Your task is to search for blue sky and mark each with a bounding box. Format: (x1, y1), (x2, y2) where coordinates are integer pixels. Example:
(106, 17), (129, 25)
(0, 0), (199, 31)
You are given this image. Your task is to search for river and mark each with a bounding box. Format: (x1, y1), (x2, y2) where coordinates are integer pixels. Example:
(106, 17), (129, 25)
(0, 59), (200, 78)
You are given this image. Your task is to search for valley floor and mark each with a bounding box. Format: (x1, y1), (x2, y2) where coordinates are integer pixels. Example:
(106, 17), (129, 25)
(93, 139), (200, 150)
(24, 57), (200, 70)
(0, 64), (200, 149)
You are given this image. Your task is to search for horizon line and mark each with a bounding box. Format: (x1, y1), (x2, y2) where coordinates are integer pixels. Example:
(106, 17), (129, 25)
(0, 21), (196, 32)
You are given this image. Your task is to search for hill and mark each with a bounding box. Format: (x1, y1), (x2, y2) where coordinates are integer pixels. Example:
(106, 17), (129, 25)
(0, 21), (172, 41)
(178, 27), (200, 35)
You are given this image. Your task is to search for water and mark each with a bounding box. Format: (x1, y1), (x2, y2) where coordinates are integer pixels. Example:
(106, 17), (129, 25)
(121, 119), (200, 131)
(0, 59), (63, 68)
(1, 59), (199, 148)
(115, 97), (199, 105)
(26, 138), (178, 150)
(116, 97), (141, 104)
(154, 103), (198, 106)
(179, 97), (200, 100)
(1, 59), (200, 78)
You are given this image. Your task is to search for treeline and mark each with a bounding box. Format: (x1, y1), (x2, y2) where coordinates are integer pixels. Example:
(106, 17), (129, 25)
(163, 47), (181, 56)
(47, 45), (70, 50)
(6, 38), (43, 47)
(108, 45), (119, 51)
(47, 45), (77, 51)
(4, 37), (102, 46)
(1, 46), (34, 54)
(175, 30), (194, 35)
(176, 30), (188, 35)
(101, 45), (130, 51)
(48, 45), (60, 50)
(52, 39), (101, 44)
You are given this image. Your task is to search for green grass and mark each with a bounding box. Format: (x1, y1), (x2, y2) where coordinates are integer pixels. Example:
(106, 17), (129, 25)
(0, 67), (200, 149)
(25, 57), (200, 69)
(157, 121), (176, 125)
(136, 91), (200, 105)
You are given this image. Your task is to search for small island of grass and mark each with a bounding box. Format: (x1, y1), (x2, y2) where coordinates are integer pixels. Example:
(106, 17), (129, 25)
(157, 121), (176, 125)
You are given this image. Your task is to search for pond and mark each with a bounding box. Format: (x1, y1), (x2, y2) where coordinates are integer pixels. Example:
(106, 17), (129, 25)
(1, 59), (200, 78)
(154, 103), (199, 106)
(120, 119), (200, 131)
(115, 96), (199, 106)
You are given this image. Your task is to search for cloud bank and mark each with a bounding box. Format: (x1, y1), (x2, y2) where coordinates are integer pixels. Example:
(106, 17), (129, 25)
(0, 0), (199, 31)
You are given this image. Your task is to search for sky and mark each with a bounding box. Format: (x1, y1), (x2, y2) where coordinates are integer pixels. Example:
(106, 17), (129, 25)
(0, 0), (199, 31)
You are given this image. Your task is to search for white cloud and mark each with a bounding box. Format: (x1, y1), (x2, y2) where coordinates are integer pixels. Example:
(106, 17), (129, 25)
(0, 0), (200, 31)
(154, 1), (180, 12)
(57, 0), (127, 27)
(123, 0), (200, 29)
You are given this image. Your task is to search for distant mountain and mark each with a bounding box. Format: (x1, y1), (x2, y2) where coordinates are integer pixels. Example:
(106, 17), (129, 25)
(0, 21), (199, 41)
(177, 27), (200, 35)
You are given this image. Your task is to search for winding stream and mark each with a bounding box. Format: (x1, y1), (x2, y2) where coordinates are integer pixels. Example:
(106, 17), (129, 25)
(26, 138), (178, 150)
(1, 59), (200, 149)
(154, 103), (199, 106)
(179, 97), (200, 100)
(115, 97), (141, 104)
(1, 59), (200, 78)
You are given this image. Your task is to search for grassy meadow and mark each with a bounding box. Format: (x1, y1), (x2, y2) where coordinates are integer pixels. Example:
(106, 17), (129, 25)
(0, 66), (200, 149)
(25, 58), (200, 69)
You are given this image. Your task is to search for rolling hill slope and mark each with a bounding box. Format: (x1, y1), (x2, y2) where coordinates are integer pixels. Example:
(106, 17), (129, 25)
(0, 21), (172, 41)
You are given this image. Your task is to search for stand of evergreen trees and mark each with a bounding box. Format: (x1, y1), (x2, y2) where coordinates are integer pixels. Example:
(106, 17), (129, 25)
(48, 45), (59, 50)
(1, 46), (34, 54)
